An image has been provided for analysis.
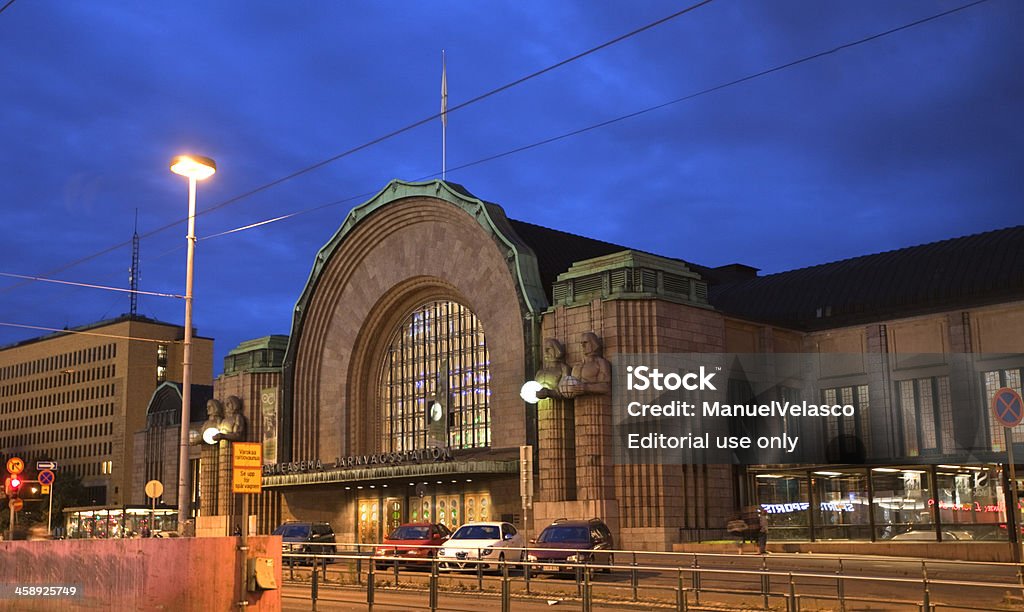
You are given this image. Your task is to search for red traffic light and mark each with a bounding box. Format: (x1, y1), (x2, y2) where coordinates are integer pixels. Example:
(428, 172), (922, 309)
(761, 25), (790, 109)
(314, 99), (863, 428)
(9, 475), (22, 490)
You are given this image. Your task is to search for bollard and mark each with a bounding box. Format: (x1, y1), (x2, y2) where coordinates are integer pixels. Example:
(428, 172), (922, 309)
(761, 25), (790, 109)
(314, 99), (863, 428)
(788, 572), (798, 612)
(321, 554), (328, 583)
(393, 550), (400, 585)
(691, 553), (701, 604)
(837, 558), (846, 612)
(576, 563), (583, 598)
(477, 552), (484, 591)
(367, 560), (376, 611)
(761, 554), (770, 610)
(677, 571), (687, 611)
(921, 561), (930, 612)
(311, 560), (319, 612)
(357, 557), (363, 586)
(631, 552), (639, 602)
(582, 560), (592, 612)
(289, 553), (295, 581)
(501, 557), (511, 612)
(429, 558), (439, 611)
(524, 557), (531, 595)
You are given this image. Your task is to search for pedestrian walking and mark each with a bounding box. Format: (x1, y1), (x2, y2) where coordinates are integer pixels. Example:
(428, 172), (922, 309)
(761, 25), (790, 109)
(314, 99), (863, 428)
(757, 508), (769, 554)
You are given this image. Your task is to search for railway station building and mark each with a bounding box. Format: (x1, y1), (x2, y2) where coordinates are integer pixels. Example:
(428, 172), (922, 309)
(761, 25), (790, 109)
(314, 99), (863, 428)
(200, 179), (1023, 551)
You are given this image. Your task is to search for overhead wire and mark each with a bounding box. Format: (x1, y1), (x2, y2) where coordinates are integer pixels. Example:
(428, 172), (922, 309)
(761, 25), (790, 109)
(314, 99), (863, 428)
(0, 0), (997, 340)
(0, 0), (717, 297)
(196, 0), (994, 243)
(0, 322), (181, 345)
(0, 0), (994, 299)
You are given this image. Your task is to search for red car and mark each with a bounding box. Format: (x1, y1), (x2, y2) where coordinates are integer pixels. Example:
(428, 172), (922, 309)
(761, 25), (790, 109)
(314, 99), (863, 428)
(375, 523), (452, 569)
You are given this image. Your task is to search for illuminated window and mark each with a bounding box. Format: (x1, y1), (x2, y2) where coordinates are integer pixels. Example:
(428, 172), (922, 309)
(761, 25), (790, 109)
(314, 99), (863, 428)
(379, 301), (490, 452)
(821, 385), (870, 457)
(897, 377), (953, 456)
(156, 345), (168, 383)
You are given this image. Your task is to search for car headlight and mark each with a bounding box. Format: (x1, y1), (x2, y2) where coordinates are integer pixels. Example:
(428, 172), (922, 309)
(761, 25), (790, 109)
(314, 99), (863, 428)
(527, 554), (538, 562)
(438, 548), (451, 557)
(376, 548), (388, 556)
(566, 554), (579, 563)
(480, 547), (494, 557)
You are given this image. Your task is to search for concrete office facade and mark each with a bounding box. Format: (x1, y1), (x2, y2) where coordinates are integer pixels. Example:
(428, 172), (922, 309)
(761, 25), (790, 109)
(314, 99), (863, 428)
(0, 315), (213, 508)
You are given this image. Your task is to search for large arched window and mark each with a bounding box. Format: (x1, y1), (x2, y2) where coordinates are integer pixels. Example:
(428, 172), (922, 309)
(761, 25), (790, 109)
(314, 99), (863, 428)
(379, 301), (491, 452)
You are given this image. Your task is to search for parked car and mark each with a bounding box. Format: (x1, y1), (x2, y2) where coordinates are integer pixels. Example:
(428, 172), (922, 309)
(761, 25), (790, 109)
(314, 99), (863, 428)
(437, 521), (525, 571)
(273, 521), (337, 557)
(888, 528), (974, 541)
(375, 522), (452, 569)
(526, 518), (614, 574)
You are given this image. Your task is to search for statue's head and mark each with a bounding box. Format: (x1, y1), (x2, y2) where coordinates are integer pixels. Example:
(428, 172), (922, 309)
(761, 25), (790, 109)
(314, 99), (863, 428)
(206, 398), (223, 418)
(581, 332), (602, 356)
(225, 395), (243, 415)
(543, 338), (565, 362)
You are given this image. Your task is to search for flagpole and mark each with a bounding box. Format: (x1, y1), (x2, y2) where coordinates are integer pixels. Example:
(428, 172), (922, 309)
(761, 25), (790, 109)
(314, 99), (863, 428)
(441, 49), (447, 180)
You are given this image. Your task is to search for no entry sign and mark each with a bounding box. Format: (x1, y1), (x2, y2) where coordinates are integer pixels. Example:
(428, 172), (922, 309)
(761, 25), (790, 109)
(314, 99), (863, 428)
(991, 387), (1024, 429)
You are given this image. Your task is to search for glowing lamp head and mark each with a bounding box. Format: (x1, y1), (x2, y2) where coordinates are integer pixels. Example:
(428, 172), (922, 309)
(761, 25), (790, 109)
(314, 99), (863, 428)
(9, 475), (22, 490)
(519, 380), (543, 404)
(202, 426), (221, 445)
(170, 155), (217, 180)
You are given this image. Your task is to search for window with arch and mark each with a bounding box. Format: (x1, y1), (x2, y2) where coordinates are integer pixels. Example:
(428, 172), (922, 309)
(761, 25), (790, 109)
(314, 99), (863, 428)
(379, 300), (491, 452)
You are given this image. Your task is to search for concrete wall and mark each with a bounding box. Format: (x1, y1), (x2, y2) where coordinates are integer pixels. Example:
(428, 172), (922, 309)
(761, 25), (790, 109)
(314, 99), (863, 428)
(0, 536), (281, 611)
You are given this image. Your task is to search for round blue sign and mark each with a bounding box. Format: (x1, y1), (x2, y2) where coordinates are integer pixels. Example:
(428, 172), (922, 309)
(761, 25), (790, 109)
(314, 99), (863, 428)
(991, 387), (1024, 429)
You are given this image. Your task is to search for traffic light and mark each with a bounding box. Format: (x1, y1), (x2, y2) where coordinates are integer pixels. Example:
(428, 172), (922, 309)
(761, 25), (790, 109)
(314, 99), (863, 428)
(5, 475), (22, 498)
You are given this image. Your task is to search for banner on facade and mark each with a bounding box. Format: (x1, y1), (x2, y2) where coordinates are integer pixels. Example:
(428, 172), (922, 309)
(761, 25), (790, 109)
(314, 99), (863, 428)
(261, 387), (278, 465)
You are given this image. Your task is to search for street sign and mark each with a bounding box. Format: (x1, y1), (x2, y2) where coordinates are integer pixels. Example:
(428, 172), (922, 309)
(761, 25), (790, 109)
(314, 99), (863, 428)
(38, 469), (55, 486)
(41, 485), (50, 495)
(992, 387), (1024, 429)
(232, 442), (262, 494)
(144, 480), (164, 499)
(6, 457), (24, 475)
(36, 461), (57, 471)
(8, 498), (23, 511)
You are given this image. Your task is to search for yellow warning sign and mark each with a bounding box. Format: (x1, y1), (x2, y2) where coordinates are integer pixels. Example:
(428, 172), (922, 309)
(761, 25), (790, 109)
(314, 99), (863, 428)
(232, 442), (262, 468)
(232, 442), (262, 494)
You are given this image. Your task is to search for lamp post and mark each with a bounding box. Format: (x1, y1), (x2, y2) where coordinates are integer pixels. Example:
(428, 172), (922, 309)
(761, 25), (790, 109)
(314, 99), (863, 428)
(170, 154), (217, 535)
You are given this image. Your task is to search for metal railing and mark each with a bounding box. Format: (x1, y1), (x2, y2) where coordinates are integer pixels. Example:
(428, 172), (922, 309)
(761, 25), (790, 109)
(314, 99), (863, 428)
(279, 542), (1024, 612)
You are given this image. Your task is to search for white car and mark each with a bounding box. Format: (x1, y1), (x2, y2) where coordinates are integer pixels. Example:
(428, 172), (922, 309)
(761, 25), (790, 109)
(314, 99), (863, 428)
(437, 522), (525, 570)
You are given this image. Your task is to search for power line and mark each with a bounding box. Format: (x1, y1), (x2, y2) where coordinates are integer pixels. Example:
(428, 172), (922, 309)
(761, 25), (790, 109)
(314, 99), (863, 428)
(0, 322), (182, 345)
(0, 0), (715, 298)
(198, 0), (993, 243)
(0, 0), (18, 16)
(0, 271), (182, 299)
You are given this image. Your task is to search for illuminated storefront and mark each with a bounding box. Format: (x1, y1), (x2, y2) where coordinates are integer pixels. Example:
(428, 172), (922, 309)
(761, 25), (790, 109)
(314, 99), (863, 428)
(754, 464), (1016, 542)
(64, 506), (179, 539)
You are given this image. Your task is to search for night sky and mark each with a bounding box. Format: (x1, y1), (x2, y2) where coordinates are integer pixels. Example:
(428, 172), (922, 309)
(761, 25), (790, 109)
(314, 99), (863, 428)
(2, 0), (1021, 373)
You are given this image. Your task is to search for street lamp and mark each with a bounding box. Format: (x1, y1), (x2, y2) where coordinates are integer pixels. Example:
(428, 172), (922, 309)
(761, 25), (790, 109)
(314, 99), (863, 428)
(170, 154), (216, 535)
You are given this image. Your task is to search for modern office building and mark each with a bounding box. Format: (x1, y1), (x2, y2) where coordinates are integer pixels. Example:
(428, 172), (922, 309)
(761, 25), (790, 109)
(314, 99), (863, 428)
(150, 178), (1021, 555)
(0, 315), (213, 507)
